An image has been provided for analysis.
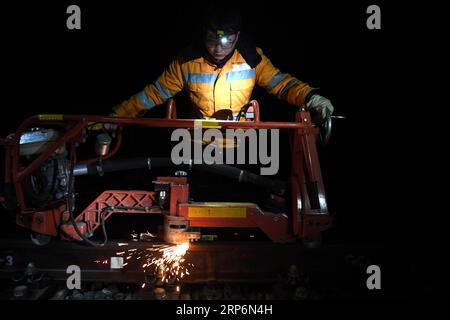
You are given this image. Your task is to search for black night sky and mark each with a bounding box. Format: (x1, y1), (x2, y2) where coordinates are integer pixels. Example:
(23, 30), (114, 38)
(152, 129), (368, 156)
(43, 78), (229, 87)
(0, 1), (446, 298)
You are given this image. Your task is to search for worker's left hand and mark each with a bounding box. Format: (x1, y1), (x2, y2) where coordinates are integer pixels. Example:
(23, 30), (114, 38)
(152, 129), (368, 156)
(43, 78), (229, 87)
(305, 94), (334, 124)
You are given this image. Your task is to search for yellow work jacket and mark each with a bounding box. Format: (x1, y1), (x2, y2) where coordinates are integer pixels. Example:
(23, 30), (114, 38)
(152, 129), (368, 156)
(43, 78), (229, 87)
(114, 48), (314, 118)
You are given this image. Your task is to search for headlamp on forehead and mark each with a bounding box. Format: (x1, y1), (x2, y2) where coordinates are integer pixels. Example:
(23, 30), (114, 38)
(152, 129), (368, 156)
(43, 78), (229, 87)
(216, 30), (228, 44)
(205, 29), (237, 49)
(220, 36), (229, 45)
(216, 29), (236, 49)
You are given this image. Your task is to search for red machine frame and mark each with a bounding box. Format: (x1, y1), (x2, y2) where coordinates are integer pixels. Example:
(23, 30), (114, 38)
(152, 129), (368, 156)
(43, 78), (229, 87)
(0, 100), (331, 244)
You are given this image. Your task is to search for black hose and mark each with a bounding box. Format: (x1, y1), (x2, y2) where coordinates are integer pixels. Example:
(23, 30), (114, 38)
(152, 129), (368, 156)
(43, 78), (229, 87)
(192, 164), (286, 196)
(77, 157), (285, 195)
(67, 143), (108, 247)
(85, 157), (172, 175)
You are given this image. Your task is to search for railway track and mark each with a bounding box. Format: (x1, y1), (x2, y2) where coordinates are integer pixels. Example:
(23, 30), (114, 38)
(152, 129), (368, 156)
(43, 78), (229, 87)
(0, 238), (416, 299)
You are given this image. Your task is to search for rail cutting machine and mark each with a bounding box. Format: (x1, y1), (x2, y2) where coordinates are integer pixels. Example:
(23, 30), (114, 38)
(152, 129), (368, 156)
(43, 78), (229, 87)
(0, 100), (332, 246)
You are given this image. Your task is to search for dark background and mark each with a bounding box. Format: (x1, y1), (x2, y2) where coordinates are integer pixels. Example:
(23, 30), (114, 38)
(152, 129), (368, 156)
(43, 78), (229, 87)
(0, 1), (446, 297)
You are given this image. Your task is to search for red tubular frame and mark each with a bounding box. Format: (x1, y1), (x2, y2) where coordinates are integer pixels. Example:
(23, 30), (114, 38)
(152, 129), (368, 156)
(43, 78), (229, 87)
(1, 100), (331, 243)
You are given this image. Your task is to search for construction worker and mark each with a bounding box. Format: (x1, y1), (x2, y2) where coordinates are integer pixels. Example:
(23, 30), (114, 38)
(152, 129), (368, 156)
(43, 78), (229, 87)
(112, 6), (334, 123)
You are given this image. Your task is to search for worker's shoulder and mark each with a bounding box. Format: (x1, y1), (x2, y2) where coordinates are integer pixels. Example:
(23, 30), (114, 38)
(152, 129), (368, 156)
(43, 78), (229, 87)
(237, 35), (262, 68)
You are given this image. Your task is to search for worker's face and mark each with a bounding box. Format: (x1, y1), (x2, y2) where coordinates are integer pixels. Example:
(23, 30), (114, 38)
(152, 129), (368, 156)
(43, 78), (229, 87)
(205, 31), (240, 63)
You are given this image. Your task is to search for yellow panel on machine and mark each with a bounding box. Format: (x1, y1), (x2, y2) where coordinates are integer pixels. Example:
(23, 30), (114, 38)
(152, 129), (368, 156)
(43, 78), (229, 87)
(188, 203), (252, 218)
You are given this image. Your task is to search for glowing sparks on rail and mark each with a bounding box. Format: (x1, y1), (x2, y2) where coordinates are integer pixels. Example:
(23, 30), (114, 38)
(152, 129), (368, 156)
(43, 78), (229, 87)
(148, 242), (190, 282)
(114, 242), (193, 285)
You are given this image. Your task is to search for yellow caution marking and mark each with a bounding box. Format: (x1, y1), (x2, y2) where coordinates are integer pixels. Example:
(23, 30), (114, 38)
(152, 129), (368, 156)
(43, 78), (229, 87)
(194, 119), (221, 129)
(38, 114), (63, 121)
(188, 206), (247, 218)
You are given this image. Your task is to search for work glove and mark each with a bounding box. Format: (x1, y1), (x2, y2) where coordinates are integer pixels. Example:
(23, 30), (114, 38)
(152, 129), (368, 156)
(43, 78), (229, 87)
(305, 94), (334, 125)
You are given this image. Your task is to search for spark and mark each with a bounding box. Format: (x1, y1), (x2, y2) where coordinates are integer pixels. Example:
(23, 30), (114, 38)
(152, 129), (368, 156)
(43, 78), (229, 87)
(115, 233), (192, 286)
(145, 242), (190, 284)
(116, 242), (192, 286)
(94, 259), (109, 265)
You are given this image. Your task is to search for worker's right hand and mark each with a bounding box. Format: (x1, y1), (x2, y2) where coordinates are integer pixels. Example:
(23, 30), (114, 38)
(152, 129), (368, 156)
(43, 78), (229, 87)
(305, 94), (334, 125)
